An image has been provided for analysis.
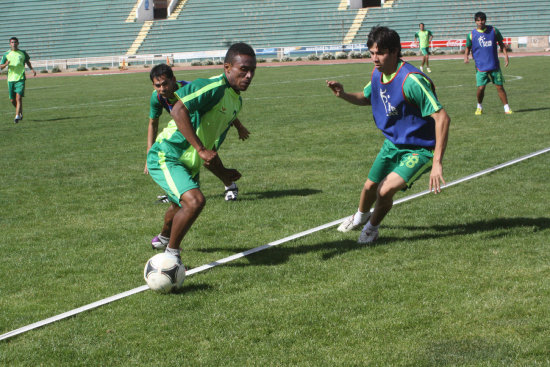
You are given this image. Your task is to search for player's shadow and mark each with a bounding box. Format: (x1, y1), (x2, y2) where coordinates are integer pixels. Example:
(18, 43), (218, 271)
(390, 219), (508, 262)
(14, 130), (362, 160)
(511, 107), (550, 113)
(206, 188), (322, 200)
(196, 217), (549, 265)
(173, 283), (213, 294)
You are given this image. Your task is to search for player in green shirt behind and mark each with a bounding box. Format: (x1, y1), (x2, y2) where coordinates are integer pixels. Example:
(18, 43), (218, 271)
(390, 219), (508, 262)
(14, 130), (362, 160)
(0, 37), (36, 123)
(414, 23), (433, 73)
(146, 43), (257, 260)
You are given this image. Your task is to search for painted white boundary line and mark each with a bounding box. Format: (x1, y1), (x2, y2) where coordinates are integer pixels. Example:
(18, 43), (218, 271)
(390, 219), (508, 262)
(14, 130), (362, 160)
(1, 147), (548, 342)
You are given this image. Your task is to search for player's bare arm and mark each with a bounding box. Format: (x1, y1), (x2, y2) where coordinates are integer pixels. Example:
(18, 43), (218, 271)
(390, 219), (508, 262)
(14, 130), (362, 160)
(464, 47), (471, 63)
(25, 60), (36, 77)
(144, 117), (160, 174)
(0, 60), (8, 69)
(498, 40), (510, 67)
(170, 100), (217, 164)
(232, 118), (250, 140)
(429, 108), (451, 194)
(326, 80), (371, 106)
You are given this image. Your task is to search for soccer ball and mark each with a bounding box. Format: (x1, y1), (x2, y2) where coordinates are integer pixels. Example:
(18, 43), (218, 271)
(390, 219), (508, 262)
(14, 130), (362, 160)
(144, 253), (186, 293)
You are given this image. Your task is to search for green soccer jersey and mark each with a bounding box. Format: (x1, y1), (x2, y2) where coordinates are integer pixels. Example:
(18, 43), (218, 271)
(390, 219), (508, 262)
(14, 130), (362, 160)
(414, 30), (433, 48)
(363, 61), (442, 117)
(1, 49), (30, 82)
(154, 73), (242, 176)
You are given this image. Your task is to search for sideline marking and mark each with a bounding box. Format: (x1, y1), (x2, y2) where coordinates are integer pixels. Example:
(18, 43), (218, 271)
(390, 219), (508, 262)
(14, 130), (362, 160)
(1, 147), (548, 342)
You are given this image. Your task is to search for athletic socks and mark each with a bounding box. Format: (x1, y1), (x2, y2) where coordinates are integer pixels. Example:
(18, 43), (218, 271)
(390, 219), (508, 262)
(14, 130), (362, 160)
(353, 210), (370, 226)
(364, 221), (379, 232)
(165, 247), (181, 257)
(477, 103), (483, 110)
(504, 104), (511, 113)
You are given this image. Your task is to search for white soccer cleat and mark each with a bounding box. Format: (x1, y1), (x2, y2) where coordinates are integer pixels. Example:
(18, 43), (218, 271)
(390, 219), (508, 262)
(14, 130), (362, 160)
(224, 183), (238, 201)
(427, 67), (432, 73)
(357, 227), (379, 244)
(337, 212), (371, 232)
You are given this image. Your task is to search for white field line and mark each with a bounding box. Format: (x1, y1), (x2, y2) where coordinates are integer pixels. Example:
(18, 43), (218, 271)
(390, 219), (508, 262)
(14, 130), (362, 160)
(1, 147), (548, 342)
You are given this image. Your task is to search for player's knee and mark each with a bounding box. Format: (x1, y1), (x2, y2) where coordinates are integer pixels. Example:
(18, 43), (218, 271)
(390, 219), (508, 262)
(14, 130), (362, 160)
(180, 190), (206, 211)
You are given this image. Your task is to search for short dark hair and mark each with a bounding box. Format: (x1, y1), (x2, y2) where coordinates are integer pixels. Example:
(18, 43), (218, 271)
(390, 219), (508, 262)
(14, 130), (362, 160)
(10, 37), (18, 42)
(367, 26), (402, 58)
(150, 63), (174, 82)
(474, 12), (487, 21)
(224, 42), (256, 64)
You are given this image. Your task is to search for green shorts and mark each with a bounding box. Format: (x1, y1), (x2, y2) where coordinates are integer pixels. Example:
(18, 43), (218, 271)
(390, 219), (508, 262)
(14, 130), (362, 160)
(476, 69), (504, 86)
(147, 145), (200, 206)
(8, 80), (25, 99)
(368, 139), (434, 190)
(420, 47), (430, 56)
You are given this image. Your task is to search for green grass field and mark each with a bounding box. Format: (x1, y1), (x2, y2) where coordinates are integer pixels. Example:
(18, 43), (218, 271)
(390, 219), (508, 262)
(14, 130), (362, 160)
(1, 56), (549, 366)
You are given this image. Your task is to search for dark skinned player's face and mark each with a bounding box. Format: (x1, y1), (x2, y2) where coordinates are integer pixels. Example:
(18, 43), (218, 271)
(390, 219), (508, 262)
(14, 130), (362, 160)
(224, 54), (256, 92)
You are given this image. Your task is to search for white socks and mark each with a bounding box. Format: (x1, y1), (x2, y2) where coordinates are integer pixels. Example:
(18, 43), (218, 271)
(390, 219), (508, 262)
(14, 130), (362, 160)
(353, 210), (370, 226)
(225, 182), (237, 190)
(165, 247), (181, 257)
(504, 104), (510, 112)
(364, 221), (379, 232)
(477, 103), (483, 110)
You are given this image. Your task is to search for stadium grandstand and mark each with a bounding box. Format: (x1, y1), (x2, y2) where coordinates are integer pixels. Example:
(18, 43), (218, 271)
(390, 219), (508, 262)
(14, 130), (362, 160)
(0, 0), (548, 69)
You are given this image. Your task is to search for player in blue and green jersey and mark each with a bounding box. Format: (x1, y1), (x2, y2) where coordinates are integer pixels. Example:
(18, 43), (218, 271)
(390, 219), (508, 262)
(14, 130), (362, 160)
(327, 26), (450, 244)
(0, 37), (36, 123)
(145, 63), (250, 202)
(414, 23), (433, 72)
(146, 43), (256, 260)
(464, 12), (512, 115)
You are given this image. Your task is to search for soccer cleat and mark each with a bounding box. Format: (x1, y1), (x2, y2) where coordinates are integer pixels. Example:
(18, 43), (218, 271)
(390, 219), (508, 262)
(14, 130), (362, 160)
(357, 227), (379, 244)
(427, 67), (432, 73)
(505, 109), (513, 115)
(337, 212), (371, 233)
(156, 194), (170, 203)
(151, 234), (169, 250)
(224, 183), (238, 201)
(475, 108), (483, 115)
(14, 115), (21, 124)
(420, 66), (423, 72)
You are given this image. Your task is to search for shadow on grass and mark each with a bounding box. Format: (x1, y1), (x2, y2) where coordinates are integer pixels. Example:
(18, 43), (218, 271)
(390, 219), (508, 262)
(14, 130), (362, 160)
(513, 107), (550, 113)
(205, 188), (322, 200)
(174, 283), (213, 294)
(195, 217), (549, 266)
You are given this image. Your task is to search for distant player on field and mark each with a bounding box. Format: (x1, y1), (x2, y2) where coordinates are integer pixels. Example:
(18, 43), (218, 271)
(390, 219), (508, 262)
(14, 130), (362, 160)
(147, 43), (256, 259)
(464, 11), (512, 115)
(327, 26), (450, 244)
(414, 23), (433, 73)
(145, 63), (250, 203)
(0, 37), (36, 124)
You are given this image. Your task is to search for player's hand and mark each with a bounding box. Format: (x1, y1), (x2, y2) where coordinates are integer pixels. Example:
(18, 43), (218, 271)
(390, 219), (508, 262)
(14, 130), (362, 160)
(464, 55), (469, 64)
(429, 163), (445, 194)
(326, 80), (344, 97)
(236, 125), (250, 141)
(144, 161), (149, 175)
(198, 148), (218, 167)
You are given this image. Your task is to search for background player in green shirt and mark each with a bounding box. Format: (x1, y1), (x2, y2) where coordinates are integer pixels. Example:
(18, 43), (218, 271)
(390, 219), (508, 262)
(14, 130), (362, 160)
(0, 37), (36, 123)
(414, 23), (433, 73)
(146, 43), (256, 260)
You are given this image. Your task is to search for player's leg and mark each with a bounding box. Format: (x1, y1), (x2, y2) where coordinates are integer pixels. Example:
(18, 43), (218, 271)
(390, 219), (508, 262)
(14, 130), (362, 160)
(369, 173), (406, 226)
(15, 93), (23, 120)
(358, 146), (432, 244)
(492, 70), (512, 114)
(338, 141), (391, 233)
(167, 189), (205, 250)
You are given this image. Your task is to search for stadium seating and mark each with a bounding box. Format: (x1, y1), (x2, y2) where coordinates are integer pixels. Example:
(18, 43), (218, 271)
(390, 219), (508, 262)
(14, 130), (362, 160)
(0, 0), (548, 60)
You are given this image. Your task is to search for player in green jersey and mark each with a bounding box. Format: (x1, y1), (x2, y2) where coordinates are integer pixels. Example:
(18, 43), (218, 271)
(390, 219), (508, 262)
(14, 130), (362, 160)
(414, 23), (433, 73)
(145, 63), (250, 202)
(146, 43), (256, 260)
(0, 37), (36, 123)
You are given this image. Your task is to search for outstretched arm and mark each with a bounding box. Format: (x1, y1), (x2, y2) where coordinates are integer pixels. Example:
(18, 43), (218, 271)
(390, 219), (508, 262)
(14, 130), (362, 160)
(326, 80), (371, 106)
